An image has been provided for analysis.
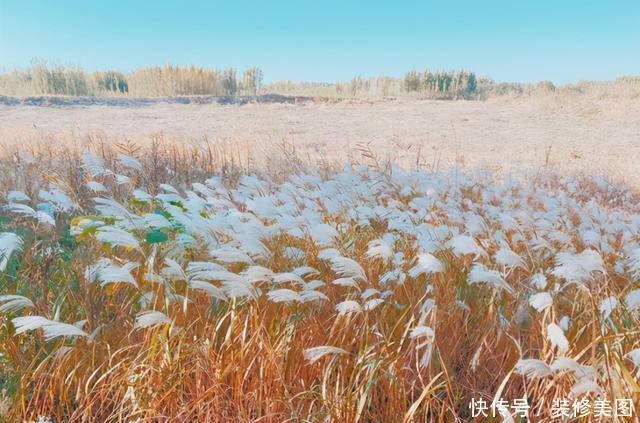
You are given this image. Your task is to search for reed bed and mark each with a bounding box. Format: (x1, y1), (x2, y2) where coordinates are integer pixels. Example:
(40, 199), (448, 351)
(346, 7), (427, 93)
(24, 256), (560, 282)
(0, 140), (639, 422)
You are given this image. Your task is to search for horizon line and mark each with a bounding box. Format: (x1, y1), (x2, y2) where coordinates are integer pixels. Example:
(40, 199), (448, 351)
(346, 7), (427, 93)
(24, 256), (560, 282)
(1, 61), (638, 87)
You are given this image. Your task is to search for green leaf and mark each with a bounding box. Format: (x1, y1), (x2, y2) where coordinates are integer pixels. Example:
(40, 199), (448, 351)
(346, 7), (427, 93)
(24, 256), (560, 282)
(168, 200), (186, 210)
(145, 229), (168, 244)
(154, 207), (172, 219)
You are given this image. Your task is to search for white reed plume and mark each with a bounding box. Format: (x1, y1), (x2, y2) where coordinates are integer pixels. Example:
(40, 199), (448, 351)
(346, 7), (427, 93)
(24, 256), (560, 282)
(303, 346), (348, 364)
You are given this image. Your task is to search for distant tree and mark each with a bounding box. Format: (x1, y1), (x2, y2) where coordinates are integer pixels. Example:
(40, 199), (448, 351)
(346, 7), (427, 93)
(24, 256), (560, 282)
(442, 72), (452, 93)
(223, 68), (238, 95)
(404, 70), (421, 92)
(241, 67), (263, 96)
(422, 70), (434, 92)
(118, 79), (129, 94)
(350, 76), (368, 96)
(466, 73), (477, 96)
(99, 72), (128, 94)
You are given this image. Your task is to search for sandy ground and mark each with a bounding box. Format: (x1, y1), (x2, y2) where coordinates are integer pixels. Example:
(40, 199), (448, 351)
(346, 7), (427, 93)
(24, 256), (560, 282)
(1, 95), (639, 186)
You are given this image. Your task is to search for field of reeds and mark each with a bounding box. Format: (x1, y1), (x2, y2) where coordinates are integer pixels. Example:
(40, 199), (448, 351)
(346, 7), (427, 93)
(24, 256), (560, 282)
(0, 138), (639, 422)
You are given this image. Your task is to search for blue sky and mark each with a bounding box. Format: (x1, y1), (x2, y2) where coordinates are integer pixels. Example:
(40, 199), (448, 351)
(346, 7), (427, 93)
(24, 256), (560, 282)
(1, 0), (638, 84)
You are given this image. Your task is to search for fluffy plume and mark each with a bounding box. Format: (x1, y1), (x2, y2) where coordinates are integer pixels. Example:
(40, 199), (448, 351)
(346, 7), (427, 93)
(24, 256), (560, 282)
(91, 260), (138, 287)
(304, 280), (325, 290)
(4, 202), (36, 217)
(546, 323), (569, 353)
(134, 311), (171, 329)
(159, 183), (179, 194)
(332, 277), (360, 289)
(94, 197), (134, 219)
(330, 256), (367, 281)
(187, 261), (229, 280)
(119, 154), (143, 172)
(408, 253), (443, 278)
(360, 288), (380, 300)
(363, 298), (384, 310)
(241, 266), (275, 283)
(514, 359), (553, 378)
(81, 153), (105, 176)
(0, 232), (22, 272)
(336, 300), (362, 315)
(86, 181), (108, 193)
(495, 244), (526, 269)
(210, 247), (253, 264)
(626, 246), (640, 279)
(529, 292), (553, 312)
(625, 289), (640, 312)
(115, 174), (131, 185)
(365, 239), (393, 261)
(39, 186), (76, 212)
(550, 357), (595, 379)
(267, 289), (303, 303)
(161, 258), (187, 280)
(309, 223), (338, 246)
(188, 280), (227, 301)
(0, 294), (34, 313)
(551, 250), (604, 284)
(292, 266), (320, 277)
(467, 264), (515, 296)
(303, 346), (348, 364)
(570, 380), (603, 397)
(13, 316), (88, 341)
(410, 326), (435, 347)
(530, 272), (547, 290)
(272, 273), (305, 285)
(133, 189), (152, 202)
(317, 248), (341, 260)
(7, 190), (30, 202)
(626, 348), (640, 367)
(4, 203), (56, 226)
(35, 211), (56, 226)
(447, 235), (482, 257)
(143, 213), (171, 229)
(96, 226), (142, 253)
(221, 279), (259, 300)
(599, 296), (617, 320)
(299, 290), (329, 303)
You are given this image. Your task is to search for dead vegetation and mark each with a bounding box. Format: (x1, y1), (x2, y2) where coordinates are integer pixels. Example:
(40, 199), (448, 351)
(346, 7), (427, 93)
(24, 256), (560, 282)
(0, 138), (639, 421)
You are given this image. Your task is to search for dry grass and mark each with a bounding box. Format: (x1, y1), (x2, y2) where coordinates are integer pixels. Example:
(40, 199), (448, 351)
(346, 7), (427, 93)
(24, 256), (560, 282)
(0, 64), (262, 98)
(2, 64), (639, 100)
(2, 94), (639, 188)
(0, 138), (639, 422)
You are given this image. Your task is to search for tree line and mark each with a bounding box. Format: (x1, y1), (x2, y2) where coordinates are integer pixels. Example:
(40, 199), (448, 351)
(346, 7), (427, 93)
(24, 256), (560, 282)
(403, 69), (477, 98)
(0, 63), (483, 99)
(0, 63), (263, 97)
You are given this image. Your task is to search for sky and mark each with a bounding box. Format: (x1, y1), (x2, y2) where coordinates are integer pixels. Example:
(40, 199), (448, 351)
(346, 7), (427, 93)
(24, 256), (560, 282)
(0, 0), (638, 84)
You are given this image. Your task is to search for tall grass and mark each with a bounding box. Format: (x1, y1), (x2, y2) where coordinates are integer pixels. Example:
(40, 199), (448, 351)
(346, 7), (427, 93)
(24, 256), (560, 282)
(0, 137), (639, 421)
(0, 63), (263, 98)
(2, 63), (639, 100)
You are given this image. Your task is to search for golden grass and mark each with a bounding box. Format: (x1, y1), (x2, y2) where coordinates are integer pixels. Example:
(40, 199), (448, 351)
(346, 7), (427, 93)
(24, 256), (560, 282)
(0, 139), (639, 422)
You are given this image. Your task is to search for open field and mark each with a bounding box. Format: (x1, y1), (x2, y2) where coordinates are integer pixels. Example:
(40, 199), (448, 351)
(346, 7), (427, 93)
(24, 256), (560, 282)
(1, 94), (639, 186)
(1, 95), (640, 421)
